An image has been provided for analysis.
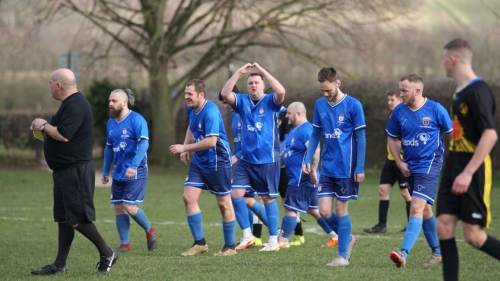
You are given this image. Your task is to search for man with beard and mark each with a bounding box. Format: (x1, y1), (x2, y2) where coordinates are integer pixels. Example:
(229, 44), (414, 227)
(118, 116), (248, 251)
(303, 67), (365, 266)
(101, 89), (157, 253)
(387, 74), (452, 268)
(30, 68), (118, 275)
(278, 102), (338, 249)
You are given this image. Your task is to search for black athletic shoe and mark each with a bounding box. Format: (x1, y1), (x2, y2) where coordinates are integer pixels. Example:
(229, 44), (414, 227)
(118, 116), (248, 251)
(363, 224), (387, 233)
(95, 248), (119, 274)
(399, 226), (407, 233)
(31, 263), (67, 275)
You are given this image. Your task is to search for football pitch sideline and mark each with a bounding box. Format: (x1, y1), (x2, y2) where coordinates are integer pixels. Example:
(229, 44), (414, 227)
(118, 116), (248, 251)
(1, 168), (499, 280)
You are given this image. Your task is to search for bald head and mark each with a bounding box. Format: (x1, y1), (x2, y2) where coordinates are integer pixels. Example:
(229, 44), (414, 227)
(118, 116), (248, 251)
(51, 68), (77, 88)
(286, 101), (307, 127)
(49, 68), (78, 101)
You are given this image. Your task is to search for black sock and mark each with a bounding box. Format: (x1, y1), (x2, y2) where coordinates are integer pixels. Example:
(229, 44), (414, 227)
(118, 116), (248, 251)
(195, 237), (207, 246)
(379, 200), (389, 226)
(479, 235), (500, 260)
(440, 238), (459, 281)
(405, 201), (411, 221)
(253, 224), (262, 238)
(294, 221), (303, 236)
(54, 223), (74, 268)
(75, 221), (112, 257)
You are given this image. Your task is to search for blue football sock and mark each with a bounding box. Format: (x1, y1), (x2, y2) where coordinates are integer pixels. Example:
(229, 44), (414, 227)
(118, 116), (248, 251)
(281, 216), (297, 239)
(116, 214), (130, 244)
(401, 217), (423, 259)
(187, 212), (204, 241)
(247, 208), (254, 232)
(232, 197), (250, 230)
(265, 201), (279, 236)
(250, 201), (268, 226)
(317, 217), (334, 234)
(326, 212), (339, 233)
(423, 216), (441, 255)
(131, 208), (151, 232)
(337, 215), (351, 259)
(222, 220), (236, 246)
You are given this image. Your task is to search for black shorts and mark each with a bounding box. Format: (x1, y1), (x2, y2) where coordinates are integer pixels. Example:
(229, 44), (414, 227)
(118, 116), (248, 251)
(278, 167), (289, 198)
(379, 159), (407, 189)
(436, 153), (491, 228)
(53, 161), (96, 226)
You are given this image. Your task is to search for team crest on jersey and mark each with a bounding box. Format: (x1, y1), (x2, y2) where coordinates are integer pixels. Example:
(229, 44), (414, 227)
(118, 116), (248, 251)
(291, 137), (295, 144)
(320, 113), (326, 119)
(459, 103), (468, 116)
(338, 114), (345, 125)
(422, 117), (431, 125)
(121, 128), (130, 139)
(237, 121), (241, 128)
(259, 108), (265, 115)
(198, 122), (202, 128)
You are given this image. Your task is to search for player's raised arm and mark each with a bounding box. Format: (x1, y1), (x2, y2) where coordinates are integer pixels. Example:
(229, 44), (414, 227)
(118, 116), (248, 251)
(221, 63), (254, 106)
(253, 62), (286, 105)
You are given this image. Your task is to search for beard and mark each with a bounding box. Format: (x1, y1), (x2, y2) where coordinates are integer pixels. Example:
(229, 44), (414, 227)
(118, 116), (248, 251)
(109, 108), (122, 118)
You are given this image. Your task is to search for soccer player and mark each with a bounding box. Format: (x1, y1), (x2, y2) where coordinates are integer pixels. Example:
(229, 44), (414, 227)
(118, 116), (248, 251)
(278, 102), (338, 249)
(387, 73), (452, 268)
(277, 106), (305, 246)
(437, 38), (500, 281)
(101, 89), (157, 253)
(304, 67), (366, 266)
(170, 79), (236, 256)
(221, 62), (285, 251)
(364, 90), (412, 234)
(218, 89), (268, 247)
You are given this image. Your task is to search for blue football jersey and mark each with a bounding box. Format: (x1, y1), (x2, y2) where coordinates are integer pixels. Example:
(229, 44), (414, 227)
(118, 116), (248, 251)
(189, 100), (231, 171)
(106, 111), (148, 181)
(312, 95), (366, 178)
(284, 121), (317, 187)
(231, 111), (242, 156)
(232, 93), (282, 164)
(386, 98), (453, 174)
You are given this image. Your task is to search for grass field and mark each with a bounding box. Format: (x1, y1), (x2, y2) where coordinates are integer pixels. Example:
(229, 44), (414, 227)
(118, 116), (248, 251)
(1, 166), (500, 280)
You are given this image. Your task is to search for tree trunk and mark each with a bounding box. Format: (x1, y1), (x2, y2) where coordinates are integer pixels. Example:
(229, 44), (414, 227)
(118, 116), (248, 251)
(148, 58), (178, 166)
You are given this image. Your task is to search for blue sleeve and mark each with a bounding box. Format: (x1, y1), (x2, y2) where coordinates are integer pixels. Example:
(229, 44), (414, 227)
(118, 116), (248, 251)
(102, 145), (114, 177)
(305, 126), (321, 164)
(354, 128), (366, 174)
(234, 150), (242, 159)
(130, 139), (149, 169)
(204, 106), (220, 137)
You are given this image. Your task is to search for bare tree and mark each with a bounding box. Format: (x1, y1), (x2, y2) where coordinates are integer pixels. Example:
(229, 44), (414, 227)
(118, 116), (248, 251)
(45, 0), (412, 165)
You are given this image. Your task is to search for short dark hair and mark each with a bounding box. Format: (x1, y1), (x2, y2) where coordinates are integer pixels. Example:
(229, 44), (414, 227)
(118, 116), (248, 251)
(247, 72), (264, 80)
(186, 79), (206, 94)
(444, 38), (472, 52)
(400, 73), (423, 85)
(387, 89), (399, 97)
(318, 67), (339, 83)
(218, 85), (239, 101)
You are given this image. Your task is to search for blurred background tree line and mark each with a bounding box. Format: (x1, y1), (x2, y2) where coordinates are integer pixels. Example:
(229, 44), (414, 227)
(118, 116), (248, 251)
(0, 0), (499, 171)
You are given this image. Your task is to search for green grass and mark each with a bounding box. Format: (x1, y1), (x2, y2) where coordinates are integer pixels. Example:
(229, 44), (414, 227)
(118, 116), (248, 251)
(1, 166), (500, 280)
